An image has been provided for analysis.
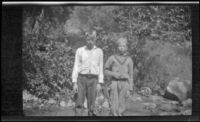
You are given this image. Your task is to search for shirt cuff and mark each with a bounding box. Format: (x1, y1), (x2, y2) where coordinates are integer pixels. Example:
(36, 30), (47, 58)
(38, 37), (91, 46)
(72, 78), (77, 83)
(98, 78), (104, 84)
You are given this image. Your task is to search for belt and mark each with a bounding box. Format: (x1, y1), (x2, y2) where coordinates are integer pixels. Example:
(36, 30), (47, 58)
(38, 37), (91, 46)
(112, 77), (128, 81)
(79, 74), (98, 79)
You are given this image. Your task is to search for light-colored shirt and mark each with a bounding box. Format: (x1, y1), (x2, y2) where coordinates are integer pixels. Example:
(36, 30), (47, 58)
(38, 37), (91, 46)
(72, 45), (104, 83)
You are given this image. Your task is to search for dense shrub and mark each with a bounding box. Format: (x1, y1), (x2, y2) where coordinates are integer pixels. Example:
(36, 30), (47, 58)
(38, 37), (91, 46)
(23, 6), (192, 102)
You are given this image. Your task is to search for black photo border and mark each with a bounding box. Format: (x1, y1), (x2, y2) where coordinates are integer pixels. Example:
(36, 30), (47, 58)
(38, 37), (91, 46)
(1, 1), (199, 121)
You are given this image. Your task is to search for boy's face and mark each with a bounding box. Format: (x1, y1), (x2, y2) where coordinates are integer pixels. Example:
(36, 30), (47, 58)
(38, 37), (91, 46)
(118, 42), (127, 54)
(86, 35), (96, 49)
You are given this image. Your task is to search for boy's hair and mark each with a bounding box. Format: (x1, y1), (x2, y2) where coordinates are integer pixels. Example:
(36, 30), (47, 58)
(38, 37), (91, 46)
(117, 37), (128, 46)
(85, 30), (97, 38)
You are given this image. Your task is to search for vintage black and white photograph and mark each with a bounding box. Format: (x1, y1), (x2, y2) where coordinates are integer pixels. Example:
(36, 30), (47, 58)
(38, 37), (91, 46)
(22, 5), (192, 116)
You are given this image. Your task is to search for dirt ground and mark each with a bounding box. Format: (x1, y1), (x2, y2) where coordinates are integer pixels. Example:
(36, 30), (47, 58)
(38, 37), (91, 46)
(23, 93), (191, 116)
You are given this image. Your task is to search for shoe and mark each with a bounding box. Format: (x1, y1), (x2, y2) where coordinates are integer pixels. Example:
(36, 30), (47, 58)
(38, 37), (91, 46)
(109, 111), (114, 116)
(74, 106), (83, 116)
(117, 111), (122, 116)
(88, 111), (97, 116)
(121, 112), (125, 116)
(110, 112), (118, 116)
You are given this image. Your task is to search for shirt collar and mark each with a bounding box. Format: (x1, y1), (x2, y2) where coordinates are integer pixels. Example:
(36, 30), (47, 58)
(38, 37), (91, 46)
(84, 45), (97, 50)
(93, 45), (97, 49)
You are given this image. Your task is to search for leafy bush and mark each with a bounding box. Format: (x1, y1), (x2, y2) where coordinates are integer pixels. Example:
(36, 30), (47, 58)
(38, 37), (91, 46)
(23, 6), (192, 104)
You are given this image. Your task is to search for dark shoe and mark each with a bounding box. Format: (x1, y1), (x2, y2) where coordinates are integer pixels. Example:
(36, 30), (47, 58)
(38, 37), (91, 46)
(75, 105), (83, 116)
(109, 111), (115, 116)
(109, 111), (118, 116)
(88, 111), (97, 116)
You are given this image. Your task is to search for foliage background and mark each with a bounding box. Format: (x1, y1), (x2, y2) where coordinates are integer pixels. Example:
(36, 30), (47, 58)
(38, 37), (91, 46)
(22, 5), (192, 109)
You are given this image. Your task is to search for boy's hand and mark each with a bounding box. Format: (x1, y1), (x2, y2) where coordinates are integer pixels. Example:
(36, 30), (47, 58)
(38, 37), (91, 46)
(97, 83), (102, 92)
(129, 82), (134, 91)
(73, 83), (78, 93)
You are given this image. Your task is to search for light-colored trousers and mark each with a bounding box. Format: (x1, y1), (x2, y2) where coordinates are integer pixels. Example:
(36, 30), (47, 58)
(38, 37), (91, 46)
(110, 81), (129, 116)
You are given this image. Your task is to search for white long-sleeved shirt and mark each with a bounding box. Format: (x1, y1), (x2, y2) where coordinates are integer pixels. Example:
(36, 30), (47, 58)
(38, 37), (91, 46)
(72, 45), (104, 83)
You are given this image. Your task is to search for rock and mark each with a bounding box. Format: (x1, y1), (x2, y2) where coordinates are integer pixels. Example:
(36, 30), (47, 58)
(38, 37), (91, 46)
(159, 98), (179, 105)
(143, 103), (157, 112)
(150, 95), (163, 102)
(135, 97), (142, 102)
(182, 98), (192, 108)
(143, 103), (157, 110)
(138, 87), (152, 97)
(60, 101), (66, 107)
(142, 102), (157, 112)
(182, 109), (192, 115)
(159, 103), (179, 112)
(165, 77), (192, 101)
(131, 97), (142, 102)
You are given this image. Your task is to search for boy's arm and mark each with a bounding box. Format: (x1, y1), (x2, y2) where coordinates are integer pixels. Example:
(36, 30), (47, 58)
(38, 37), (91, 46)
(128, 57), (134, 91)
(104, 56), (118, 78)
(98, 49), (104, 84)
(72, 49), (80, 83)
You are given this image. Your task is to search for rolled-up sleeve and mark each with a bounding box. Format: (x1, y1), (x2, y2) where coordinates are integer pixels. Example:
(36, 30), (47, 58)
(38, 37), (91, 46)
(98, 49), (104, 83)
(72, 49), (80, 83)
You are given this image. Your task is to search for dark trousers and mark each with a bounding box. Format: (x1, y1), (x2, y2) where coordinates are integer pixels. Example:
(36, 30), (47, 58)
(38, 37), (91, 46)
(75, 74), (98, 116)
